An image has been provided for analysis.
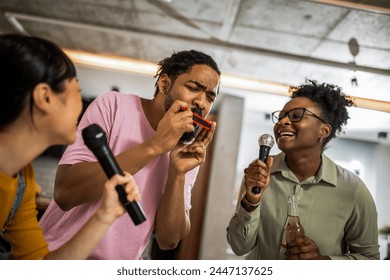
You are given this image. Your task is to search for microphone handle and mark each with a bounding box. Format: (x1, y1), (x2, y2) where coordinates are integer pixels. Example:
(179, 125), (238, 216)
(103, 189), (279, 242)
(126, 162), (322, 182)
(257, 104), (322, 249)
(259, 145), (271, 163)
(94, 146), (146, 225)
(252, 145), (271, 195)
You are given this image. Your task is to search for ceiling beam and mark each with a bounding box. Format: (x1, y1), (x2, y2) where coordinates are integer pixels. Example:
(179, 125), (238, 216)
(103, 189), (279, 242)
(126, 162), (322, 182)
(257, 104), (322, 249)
(6, 12), (390, 77)
(300, 0), (390, 15)
(218, 0), (242, 41)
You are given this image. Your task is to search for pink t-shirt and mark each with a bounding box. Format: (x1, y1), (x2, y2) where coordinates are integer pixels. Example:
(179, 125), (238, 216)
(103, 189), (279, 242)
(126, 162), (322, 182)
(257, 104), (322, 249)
(39, 92), (198, 259)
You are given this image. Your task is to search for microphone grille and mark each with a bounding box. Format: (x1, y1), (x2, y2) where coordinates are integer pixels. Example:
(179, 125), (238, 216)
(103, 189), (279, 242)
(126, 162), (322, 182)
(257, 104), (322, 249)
(82, 124), (108, 150)
(258, 134), (275, 148)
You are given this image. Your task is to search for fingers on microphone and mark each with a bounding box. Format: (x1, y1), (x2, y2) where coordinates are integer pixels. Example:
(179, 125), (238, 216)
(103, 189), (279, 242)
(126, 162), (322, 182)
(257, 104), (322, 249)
(106, 173), (140, 201)
(122, 172), (140, 201)
(260, 167), (269, 178)
(266, 156), (274, 168)
(107, 174), (130, 188)
(122, 171), (132, 179)
(126, 186), (140, 202)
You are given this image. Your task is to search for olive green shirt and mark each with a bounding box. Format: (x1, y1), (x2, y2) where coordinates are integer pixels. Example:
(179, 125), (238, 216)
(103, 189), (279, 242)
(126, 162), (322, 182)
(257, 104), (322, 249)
(227, 153), (379, 260)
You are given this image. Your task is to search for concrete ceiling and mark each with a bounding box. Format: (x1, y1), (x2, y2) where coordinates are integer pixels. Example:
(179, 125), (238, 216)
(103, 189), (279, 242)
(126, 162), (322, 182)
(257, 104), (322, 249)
(0, 0), (389, 144)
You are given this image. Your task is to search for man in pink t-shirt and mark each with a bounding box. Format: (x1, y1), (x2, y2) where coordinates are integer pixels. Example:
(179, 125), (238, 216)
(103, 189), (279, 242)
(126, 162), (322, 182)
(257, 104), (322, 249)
(39, 50), (221, 259)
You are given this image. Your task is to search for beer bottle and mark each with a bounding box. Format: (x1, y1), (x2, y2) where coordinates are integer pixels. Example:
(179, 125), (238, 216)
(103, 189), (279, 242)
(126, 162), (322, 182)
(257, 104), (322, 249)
(284, 194), (305, 248)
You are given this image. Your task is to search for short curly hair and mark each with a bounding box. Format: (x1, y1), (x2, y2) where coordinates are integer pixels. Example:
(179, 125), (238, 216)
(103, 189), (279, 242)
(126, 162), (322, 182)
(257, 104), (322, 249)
(290, 80), (354, 147)
(153, 49), (220, 96)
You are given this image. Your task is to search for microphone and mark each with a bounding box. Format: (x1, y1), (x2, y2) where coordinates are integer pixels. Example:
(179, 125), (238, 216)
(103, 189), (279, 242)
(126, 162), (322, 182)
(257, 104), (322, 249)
(82, 124), (146, 225)
(252, 134), (275, 194)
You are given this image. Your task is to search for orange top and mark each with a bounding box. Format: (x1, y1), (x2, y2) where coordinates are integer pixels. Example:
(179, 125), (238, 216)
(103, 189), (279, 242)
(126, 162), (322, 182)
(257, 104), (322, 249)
(0, 164), (49, 259)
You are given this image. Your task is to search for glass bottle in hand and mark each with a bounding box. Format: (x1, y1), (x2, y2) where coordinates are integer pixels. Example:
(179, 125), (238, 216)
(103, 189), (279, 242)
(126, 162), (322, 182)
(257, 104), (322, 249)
(284, 194), (305, 248)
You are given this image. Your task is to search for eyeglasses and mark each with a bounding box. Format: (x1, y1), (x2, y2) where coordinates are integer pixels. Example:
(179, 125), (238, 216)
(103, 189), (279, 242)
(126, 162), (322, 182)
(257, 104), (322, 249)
(271, 108), (327, 124)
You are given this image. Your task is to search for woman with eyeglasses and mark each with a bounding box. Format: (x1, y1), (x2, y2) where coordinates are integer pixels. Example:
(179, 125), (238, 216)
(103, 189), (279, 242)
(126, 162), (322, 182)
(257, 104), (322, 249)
(227, 80), (379, 260)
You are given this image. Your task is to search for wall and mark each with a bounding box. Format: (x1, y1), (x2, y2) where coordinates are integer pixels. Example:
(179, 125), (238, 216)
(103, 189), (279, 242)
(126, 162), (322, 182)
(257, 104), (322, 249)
(76, 65), (155, 99)
(374, 146), (390, 259)
(199, 94), (245, 259)
(374, 146), (390, 230)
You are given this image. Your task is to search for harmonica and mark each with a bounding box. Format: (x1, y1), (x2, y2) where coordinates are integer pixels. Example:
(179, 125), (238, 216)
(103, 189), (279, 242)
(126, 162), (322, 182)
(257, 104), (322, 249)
(180, 107), (212, 131)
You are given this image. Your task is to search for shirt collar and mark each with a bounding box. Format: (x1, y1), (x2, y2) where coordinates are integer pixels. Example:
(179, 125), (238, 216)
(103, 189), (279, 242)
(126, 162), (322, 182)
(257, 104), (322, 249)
(271, 153), (337, 187)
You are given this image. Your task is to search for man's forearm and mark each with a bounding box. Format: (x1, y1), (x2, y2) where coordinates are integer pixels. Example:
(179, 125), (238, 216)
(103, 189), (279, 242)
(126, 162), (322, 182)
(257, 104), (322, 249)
(154, 170), (190, 250)
(55, 141), (164, 210)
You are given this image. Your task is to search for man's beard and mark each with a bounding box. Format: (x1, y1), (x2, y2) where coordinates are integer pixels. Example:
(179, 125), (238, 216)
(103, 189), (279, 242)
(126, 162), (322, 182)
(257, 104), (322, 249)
(164, 92), (174, 112)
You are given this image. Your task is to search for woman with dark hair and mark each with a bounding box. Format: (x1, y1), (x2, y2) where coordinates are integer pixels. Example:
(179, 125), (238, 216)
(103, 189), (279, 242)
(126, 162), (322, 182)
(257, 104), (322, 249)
(39, 49), (221, 259)
(227, 80), (379, 260)
(0, 34), (140, 259)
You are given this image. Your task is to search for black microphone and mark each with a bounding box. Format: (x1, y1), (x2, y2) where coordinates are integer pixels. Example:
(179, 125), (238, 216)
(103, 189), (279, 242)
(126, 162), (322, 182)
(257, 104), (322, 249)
(252, 134), (275, 194)
(82, 124), (146, 225)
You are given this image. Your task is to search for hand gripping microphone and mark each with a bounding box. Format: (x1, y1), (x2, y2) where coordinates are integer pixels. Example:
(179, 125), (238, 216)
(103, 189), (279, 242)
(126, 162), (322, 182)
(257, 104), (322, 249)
(82, 124), (146, 225)
(251, 134), (275, 194)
